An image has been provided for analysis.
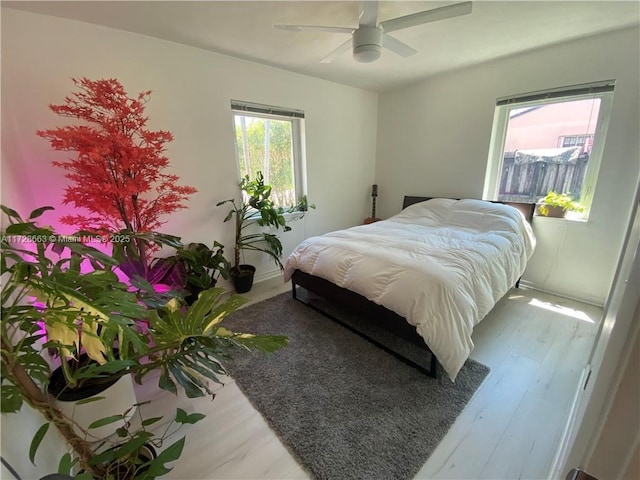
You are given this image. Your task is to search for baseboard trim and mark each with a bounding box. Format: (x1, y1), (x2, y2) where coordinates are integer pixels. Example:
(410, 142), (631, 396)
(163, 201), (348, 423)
(548, 364), (591, 479)
(253, 268), (283, 285)
(216, 269), (282, 292)
(518, 280), (604, 307)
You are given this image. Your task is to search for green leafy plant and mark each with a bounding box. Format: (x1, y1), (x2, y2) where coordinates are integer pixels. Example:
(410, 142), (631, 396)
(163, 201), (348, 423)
(118, 240), (230, 306)
(0, 205), (288, 479)
(177, 242), (230, 303)
(216, 171), (297, 272)
(537, 191), (584, 216)
(58, 406), (204, 480)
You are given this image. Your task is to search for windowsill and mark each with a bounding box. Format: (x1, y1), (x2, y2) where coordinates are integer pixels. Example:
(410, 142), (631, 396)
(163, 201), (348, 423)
(246, 209), (312, 222)
(284, 210), (312, 221)
(533, 214), (589, 224)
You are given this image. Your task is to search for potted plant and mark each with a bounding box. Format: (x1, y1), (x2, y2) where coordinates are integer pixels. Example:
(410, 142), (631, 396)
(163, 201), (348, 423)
(176, 242), (230, 304)
(536, 191), (585, 217)
(0, 205), (288, 479)
(35, 76), (232, 303)
(36, 77), (197, 268)
(117, 240), (230, 307)
(216, 172), (293, 293)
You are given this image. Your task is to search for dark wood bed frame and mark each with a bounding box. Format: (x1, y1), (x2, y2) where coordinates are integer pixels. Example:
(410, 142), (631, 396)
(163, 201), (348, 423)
(291, 196), (536, 379)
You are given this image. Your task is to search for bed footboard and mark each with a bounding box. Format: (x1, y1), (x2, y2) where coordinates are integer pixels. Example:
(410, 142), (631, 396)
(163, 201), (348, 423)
(291, 270), (439, 379)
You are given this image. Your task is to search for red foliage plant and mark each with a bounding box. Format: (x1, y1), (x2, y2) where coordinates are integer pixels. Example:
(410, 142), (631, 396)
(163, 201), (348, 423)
(37, 77), (197, 235)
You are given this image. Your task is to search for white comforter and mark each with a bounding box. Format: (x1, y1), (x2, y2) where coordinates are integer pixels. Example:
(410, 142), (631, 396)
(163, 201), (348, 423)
(283, 198), (536, 381)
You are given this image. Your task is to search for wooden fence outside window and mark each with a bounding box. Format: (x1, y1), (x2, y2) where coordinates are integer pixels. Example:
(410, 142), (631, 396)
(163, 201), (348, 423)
(498, 151), (589, 203)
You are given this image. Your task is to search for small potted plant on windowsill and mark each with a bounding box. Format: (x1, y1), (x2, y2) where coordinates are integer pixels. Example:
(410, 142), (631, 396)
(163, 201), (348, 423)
(217, 172), (314, 293)
(536, 191), (584, 218)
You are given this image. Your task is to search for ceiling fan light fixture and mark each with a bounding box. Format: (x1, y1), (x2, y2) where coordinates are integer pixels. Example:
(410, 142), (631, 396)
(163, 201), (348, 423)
(275, 1), (473, 64)
(353, 44), (381, 63)
(352, 26), (383, 63)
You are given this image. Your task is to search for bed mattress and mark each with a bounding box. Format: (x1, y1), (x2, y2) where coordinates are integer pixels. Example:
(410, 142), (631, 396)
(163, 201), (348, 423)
(283, 198), (536, 380)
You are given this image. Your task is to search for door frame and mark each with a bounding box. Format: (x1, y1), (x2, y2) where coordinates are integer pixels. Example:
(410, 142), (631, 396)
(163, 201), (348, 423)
(550, 178), (640, 478)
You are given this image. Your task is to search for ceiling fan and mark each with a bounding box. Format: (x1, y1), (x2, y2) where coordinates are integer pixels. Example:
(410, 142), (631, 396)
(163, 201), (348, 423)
(274, 1), (472, 64)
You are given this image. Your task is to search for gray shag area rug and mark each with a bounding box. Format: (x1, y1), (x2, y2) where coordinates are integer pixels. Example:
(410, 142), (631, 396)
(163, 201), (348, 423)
(223, 291), (489, 480)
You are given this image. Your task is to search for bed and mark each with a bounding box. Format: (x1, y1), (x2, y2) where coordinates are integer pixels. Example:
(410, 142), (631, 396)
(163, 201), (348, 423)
(283, 196), (536, 381)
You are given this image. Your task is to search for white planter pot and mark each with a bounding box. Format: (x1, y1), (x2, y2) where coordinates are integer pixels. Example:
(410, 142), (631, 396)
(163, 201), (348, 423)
(51, 373), (137, 441)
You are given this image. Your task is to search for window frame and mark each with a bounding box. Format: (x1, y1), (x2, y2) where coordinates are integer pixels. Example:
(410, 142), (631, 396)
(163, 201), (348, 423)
(483, 85), (615, 220)
(230, 101), (306, 210)
(558, 134), (595, 149)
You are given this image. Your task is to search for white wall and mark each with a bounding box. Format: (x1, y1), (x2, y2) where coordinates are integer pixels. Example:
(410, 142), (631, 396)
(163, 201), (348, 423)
(554, 181), (639, 479)
(376, 26), (640, 305)
(586, 309), (640, 479)
(1, 403), (69, 480)
(0, 8), (378, 477)
(0, 8), (378, 274)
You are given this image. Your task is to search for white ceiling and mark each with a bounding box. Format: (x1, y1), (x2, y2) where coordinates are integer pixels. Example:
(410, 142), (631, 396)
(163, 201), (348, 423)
(4, 1), (639, 92)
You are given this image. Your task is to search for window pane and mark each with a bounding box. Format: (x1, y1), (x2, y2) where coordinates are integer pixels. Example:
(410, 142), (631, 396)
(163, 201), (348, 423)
(234, 114), (296, 208)
(498, 98), (601, 204)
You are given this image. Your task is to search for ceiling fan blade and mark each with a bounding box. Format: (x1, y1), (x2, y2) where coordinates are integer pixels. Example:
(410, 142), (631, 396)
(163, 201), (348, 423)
(382, 34), (417, 58)
(320, 39), (352, 63)
(358, 0), (379, 27)
(380, 1), (472, 33)
(274, 25), (354, 34)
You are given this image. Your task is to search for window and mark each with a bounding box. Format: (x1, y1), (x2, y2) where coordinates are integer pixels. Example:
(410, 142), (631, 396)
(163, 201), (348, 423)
(483, 81), (615, 219)
(231, 100), (305, 209)
(558, 134), (594, 151)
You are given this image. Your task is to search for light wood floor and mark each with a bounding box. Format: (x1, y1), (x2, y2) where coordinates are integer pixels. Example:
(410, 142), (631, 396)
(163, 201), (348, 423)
(134, 279), (602, 480)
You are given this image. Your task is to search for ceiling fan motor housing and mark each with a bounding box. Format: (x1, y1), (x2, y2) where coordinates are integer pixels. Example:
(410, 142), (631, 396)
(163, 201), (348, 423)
(353, 26), (383, 63)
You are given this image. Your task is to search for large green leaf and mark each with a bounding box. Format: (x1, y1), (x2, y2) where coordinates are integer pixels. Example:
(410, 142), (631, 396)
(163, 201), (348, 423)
(71, 360), (136, 379)
(28, 206), (55, 220)
(149, 286), (287, 397)
(175, 408), (206, 425)
(166, 360), (207, 398)
(75, 396), (106, 406)
(183, 288), (247, 335)
(88, 414), (124, 430)
(0, 204), (22, 221)
(158, 367), (177, 395)
(87, 433), (150, 467)
(0, 385), (23, 413)
(151, 289), (237, 347)
(57, 452), (75, 476)
(156, 338), (228, 397)
(138, 437), (185, 480)
(141, 416), (164, 427)
(16, 351), (51, 385)
(29, 423), (50, 464)
(233, 334), (289, 353)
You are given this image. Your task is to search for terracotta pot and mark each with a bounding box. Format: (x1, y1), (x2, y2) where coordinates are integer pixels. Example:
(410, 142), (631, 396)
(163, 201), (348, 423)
(536, 204), (566, 218)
